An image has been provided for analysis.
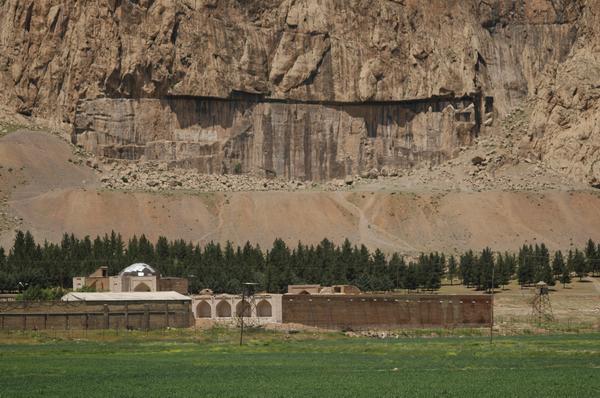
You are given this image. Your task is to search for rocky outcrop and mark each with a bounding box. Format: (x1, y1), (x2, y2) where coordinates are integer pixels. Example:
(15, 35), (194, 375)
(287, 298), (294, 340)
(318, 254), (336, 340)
(0, 0), (595, 182)
(525, 0), (600, 186)
(74, 95), (479, 180)
(0, 0), (582, 119)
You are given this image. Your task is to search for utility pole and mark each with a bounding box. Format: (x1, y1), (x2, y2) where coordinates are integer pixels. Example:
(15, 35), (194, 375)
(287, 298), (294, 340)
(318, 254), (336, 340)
(490, 260), (495, 345)
(239, 282), (258, 346)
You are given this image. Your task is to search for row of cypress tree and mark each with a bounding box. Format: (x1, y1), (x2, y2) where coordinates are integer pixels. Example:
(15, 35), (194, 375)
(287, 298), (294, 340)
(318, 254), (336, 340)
(0, 231), (598, 294)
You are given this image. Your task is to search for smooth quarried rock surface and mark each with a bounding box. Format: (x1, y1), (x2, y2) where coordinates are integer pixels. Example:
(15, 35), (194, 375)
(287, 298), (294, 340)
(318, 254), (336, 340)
(74, 95), (478, 180)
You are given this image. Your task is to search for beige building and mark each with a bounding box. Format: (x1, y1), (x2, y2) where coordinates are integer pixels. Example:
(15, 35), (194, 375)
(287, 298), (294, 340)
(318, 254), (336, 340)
(73, 266), (110, 292)
(73, 264), (188, 294)
(287, 284), (361, 295)
(192, 293), (283, 325)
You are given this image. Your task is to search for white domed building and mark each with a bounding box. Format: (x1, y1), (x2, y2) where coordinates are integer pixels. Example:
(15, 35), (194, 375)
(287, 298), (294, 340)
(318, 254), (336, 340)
(73, 263), (188, 294)
(110, 263), (158, 292)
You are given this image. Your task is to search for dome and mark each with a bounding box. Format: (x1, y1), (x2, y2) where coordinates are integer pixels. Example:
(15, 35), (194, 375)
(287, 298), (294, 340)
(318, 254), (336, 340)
(120, 263), (157, 276)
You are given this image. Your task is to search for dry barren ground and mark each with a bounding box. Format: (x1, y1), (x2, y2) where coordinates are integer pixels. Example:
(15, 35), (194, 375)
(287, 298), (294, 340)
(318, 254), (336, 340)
(2, 130), (600, 256)
(438, 277), (600, 331)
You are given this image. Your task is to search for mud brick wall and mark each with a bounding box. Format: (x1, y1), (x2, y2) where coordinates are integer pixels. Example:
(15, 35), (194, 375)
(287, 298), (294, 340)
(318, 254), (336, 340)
(159, 278), (189, 295)
(282, 294), (492, 329)
(0, 301), (193, 331)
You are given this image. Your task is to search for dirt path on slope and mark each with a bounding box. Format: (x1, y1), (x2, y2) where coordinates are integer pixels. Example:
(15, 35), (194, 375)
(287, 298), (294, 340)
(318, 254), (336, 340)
(334, 191), (417, 253)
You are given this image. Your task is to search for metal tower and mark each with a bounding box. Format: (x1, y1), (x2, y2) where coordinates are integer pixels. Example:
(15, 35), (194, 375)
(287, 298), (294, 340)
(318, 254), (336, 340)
(531, 281), (554, 324)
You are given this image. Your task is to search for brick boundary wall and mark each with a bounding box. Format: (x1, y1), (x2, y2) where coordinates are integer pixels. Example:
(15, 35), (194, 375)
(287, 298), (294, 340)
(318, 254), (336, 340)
(0, 301), (193, 331)
(282, 294), (492, 329)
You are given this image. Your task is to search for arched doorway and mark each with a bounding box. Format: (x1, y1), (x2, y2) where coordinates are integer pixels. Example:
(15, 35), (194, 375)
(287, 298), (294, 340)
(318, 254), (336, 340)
(236, 301), (251, 317)
(256, 300), (272, 318)
(133, 282), (151, 292)
(196, 301), (212, 318)
(216, 300), (232, 317)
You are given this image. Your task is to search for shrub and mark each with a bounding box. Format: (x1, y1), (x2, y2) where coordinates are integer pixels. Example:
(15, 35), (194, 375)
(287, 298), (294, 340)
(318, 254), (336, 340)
(234, 162), (242, 174)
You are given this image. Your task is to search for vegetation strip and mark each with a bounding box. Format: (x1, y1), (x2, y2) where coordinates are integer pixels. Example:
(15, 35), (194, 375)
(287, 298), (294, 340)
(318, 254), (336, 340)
(0, 332), (598, 397)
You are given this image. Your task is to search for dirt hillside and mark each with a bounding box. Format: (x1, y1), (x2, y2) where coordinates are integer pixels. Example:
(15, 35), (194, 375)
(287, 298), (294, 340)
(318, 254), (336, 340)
(2, 130), (599, 255)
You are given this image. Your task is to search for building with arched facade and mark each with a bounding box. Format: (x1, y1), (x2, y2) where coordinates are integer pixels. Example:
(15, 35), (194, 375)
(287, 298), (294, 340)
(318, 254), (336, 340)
(192, 294), (283, 324)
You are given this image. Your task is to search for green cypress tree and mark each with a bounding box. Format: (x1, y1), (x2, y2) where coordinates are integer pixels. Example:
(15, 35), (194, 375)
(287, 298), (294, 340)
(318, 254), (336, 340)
(552, 251), (565, 281)
(354, 245), (371, 290)
(536, 243), (554, 286)
(266, 239), (291, 293)
(496, 254), (507, 289)
(498, 252), (517, 288)
(427, 252), (442, 291)
(318, 239), (337, 286)
(404, 262), (419, 292)
(459, 250), (475, 287)
(137, 234), (155, 264)
(371, 249), (392, 291)
(573, 249), (587, 281)
(447, 255), (458, 286)
(585, 239), (597, 275)
(559, 255), (571, 288)
(594, 243), (600, 277)
(478, 247), (495, 292)
(0, 246), (7, 291)
(517, 245), (532, 286)
(155, 236), (170, 271)
(417, 254), (429, 291)
(338, 239), (353, 284)
(0, 246), (6, 270)
(388, 253), (407, 289)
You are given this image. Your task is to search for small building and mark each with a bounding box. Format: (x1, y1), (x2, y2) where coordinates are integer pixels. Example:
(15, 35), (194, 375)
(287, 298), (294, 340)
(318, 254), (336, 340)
(287, 284), (361, 295)
(287, 284), (321, 295)
(73, 264), (188, 294)
(73, 266), (110, 292)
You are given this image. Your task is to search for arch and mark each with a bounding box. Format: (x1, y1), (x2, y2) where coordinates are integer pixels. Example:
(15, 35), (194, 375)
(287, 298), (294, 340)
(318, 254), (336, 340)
(298, 290), (311, 295)
(133, 282), (151, 292)
(216, 300), (231, 317)
(236, 301), (251, 317)
(196, 301), (212, 318)
(256, 300), (272, 318)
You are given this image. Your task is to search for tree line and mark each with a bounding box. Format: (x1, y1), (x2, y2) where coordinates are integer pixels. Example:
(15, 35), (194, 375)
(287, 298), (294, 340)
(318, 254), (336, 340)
(0, 231), (598, 295)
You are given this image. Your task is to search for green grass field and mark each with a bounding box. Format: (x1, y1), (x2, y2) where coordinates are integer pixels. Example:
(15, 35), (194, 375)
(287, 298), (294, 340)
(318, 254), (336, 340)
(0, 330), (598, 397)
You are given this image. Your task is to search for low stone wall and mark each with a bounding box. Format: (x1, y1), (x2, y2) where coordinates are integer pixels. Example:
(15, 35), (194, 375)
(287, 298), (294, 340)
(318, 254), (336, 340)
(282, 294), (492, 329)
(0, 301), (193, 331)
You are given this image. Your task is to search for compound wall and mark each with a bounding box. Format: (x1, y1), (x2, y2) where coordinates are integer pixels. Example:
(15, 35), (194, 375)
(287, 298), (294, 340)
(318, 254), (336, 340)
(0, 300), (193, 331)
(282, 294), (491, 329)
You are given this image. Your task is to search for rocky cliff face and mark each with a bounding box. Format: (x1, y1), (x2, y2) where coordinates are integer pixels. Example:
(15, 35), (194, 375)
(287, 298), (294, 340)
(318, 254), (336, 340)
(0, 0), (595, 181)
(525, 1), (600, 185)
(74, 95), (479, 180)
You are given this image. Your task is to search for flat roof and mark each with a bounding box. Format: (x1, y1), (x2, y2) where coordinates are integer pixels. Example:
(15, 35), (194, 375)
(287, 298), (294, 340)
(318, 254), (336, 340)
(62, 292), (191, 302)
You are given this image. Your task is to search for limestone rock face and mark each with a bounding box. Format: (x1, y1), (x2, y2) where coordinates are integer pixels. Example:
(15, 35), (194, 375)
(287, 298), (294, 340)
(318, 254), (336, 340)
(525, 0), (600, 185)
(0, 0), (582, 118)
(0, 0), (596, 182)
(74, 96), (478, 180)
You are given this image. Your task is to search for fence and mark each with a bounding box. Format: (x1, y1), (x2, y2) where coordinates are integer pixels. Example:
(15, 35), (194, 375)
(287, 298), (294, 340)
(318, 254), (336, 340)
(0, 300), (193, 331)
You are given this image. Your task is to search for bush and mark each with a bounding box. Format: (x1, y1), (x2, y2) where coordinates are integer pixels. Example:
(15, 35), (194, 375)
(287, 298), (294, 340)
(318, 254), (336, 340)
(234, 163), (242, 174)
(17, 286), (68, 301)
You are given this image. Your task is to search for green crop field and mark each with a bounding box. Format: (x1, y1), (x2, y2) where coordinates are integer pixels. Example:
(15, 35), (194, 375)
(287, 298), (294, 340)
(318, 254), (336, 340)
(0, 330), (598, 397)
